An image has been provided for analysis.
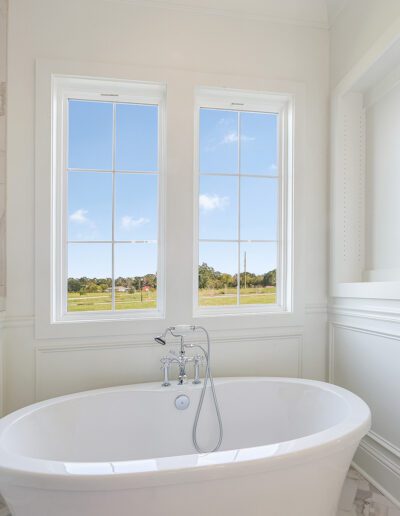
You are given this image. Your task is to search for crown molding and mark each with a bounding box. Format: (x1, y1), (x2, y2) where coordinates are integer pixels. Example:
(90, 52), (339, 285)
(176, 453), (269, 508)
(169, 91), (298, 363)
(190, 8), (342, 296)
(104, 0), (330, 30)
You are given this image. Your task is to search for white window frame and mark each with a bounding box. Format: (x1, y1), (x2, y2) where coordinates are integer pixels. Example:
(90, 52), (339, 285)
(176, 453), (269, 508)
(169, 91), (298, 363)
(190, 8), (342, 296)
(193, 88), (293, 317)
(52, 76), (166, 324)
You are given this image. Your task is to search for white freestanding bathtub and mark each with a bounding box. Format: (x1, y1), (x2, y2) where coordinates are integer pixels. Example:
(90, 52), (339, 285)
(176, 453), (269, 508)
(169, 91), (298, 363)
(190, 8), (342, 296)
(0, 377), (370, 516)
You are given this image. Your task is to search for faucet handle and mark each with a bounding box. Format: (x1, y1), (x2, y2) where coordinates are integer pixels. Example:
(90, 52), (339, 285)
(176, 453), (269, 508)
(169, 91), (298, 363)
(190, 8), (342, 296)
(193, 355), (204, 384)
(160, 357), (171, 387)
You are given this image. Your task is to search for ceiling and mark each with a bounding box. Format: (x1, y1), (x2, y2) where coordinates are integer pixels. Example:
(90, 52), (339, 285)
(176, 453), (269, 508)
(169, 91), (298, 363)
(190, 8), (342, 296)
(118, 0), (350, 28)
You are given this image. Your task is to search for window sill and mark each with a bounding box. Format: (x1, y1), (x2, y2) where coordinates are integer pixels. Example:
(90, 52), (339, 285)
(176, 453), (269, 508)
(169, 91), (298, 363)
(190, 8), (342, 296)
(332, 281), (400, 300)
(193, 304), (290, 318)
(57, 308), (164, 323)
(35, 309), (165, 340)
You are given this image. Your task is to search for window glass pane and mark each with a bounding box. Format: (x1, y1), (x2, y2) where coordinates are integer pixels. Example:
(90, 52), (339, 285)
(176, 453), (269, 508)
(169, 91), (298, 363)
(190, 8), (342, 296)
(68, 100), (113, 170)
(240, 177), (278, 241)
(199, 175), (238, 240)
(198, 242), (238, 307)
(114, 243), (157, 310)
(199, 109), (238, 174)
(116, 104), (158, 171)
(239, 243), (277, 305)
(115, 173), (158, 241)
(68, 172), (112, 241)
(240, 112), (278, 176)
(67, 243), (112, 312)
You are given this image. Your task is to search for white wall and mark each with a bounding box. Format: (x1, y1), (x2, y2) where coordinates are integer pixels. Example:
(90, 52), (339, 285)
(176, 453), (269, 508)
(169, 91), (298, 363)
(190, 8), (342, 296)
(330, 0), (400, 88)
(0, 0), (7, 417)
(330, 0), (400, 506)
(0, 0), (6, 311)
(4, 0), (329, 414)
(365, 81), (400, 275)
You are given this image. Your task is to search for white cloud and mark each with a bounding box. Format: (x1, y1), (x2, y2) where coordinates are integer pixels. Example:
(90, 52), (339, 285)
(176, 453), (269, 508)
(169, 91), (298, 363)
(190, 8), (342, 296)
(221, 133), (255, 144)
(199, 194), (229, 212)
(121, 216), (150, 230)
(205, 133), (256, 151)
(222, 132), (238, 144)
(70, 209), (89, 224)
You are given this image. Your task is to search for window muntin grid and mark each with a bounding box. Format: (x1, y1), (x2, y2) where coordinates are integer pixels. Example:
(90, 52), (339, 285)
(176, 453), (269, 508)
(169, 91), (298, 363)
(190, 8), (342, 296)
(65, 98), (160, 314)
(197, 107), (280, 310)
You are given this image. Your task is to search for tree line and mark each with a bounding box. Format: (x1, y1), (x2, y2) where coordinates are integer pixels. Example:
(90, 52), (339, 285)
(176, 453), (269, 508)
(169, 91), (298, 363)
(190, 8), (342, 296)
(68, 274), (157, 294)
(198, 263), (276, 290)
(68, 263), (277, 294)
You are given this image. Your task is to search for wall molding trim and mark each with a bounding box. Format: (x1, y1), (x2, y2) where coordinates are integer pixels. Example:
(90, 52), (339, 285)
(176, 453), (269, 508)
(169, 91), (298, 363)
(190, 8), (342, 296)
(2, 315), (34, 328)
(103, 0), (330, 30)
(328, 321), (400, 385)
(329, 320), (400, 342)
(358, 438), (400, 481)
(329, 319), (400, 501)
(34, 333), (304, 401)
(330, 303), (400, 327)
(369, 430), (400, 461)
(353, 453), (400, 510)
(5, 317), (305, 342)
(354, 436), (400, 509)
(35, 332), (304, 353)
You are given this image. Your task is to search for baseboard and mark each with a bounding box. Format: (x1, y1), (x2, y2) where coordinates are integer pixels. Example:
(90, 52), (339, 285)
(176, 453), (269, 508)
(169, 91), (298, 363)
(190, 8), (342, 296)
(353, 438), (400, 509)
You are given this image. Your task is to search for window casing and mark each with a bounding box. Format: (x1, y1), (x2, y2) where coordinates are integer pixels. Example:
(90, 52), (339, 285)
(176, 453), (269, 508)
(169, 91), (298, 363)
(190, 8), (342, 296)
(50, 77), (292, 327)
(194, 89), (292, 315)
(52, 77), (166, 323)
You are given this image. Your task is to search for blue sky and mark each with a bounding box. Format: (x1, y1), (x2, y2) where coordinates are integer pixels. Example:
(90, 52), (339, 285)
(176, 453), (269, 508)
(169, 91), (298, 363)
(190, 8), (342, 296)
(199, 108), (278, 276)
(67, 102), (278, 279)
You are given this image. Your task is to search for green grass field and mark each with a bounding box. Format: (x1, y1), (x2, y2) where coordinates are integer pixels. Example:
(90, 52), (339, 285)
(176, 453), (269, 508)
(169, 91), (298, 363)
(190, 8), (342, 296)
(198, 286), (276, 306)
(67, 286), (276, 312)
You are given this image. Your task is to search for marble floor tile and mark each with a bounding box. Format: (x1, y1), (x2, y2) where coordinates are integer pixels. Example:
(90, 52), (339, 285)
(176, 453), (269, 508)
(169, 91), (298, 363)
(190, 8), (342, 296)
(339, 468), (400, 516)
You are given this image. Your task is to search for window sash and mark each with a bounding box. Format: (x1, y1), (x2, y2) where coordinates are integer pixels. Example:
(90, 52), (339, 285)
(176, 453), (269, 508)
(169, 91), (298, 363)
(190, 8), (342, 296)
(194, 95), (289, 315)
(53, 79), (166, 322)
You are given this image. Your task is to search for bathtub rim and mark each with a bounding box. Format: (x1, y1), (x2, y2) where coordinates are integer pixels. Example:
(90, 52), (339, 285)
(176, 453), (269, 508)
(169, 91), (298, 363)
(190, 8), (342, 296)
(0, 377), (371, 490)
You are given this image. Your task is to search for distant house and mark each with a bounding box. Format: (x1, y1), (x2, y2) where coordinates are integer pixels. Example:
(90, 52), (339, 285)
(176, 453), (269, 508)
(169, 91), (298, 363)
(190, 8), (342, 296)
(106, 286), (129, 293)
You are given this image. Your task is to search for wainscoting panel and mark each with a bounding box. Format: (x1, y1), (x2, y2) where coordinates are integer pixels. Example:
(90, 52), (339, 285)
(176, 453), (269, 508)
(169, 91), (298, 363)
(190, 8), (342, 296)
(3, 312), (327, 415)
(35, 334), (303, 402)
(330, 319), (400, 505)
(331, 323), (400, 454)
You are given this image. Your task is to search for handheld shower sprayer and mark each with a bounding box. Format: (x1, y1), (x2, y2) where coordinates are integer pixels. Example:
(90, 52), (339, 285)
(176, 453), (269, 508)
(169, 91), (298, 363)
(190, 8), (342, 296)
(154, 334), (167, 346)
(154, 324), (223, 453)
(154, 325), (196, 345)
(154, 325), (196, 355)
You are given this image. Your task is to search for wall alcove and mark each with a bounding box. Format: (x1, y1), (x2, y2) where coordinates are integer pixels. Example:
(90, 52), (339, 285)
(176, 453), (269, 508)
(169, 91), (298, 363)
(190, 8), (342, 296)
(331, 22), (400, 300)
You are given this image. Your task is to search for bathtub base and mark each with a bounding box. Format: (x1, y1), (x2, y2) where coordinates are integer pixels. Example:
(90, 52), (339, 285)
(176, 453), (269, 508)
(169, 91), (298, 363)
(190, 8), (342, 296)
(2, 448), (354, 516)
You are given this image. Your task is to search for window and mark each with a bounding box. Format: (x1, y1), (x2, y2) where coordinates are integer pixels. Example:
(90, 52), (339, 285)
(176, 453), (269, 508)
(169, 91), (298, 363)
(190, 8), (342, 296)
(195, 90), (291, 314)
(37, 64), (298, 338)
(53, 77), (165, 321)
